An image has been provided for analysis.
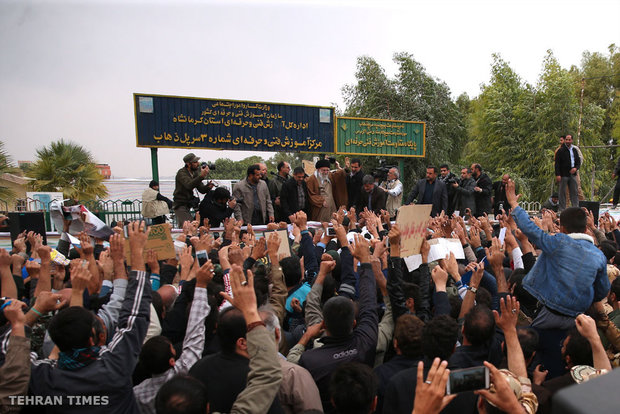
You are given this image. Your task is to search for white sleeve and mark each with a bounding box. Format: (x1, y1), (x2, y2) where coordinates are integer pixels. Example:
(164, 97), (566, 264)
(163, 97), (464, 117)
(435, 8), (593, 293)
(511, 247), (524, 270)
(387, 181), (403, 197)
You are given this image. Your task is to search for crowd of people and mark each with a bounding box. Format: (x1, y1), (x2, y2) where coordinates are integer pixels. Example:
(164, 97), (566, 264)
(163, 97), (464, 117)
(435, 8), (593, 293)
(157, 133), (587, 230)
(1, 138), (619, 414)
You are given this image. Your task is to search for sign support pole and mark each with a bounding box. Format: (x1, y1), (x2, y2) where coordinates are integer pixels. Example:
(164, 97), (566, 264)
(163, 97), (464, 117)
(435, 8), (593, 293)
(151, 147), (159, 182)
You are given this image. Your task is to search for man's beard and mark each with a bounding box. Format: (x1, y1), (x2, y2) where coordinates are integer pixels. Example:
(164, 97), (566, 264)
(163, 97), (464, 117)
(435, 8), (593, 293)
(319, 173), (329, 185)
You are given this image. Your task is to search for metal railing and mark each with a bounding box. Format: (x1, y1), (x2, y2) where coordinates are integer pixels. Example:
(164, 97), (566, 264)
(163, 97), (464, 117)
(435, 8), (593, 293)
(80, 199), (146, 226)
(518, 201), (542, 214)
(0, 196), (546, 233)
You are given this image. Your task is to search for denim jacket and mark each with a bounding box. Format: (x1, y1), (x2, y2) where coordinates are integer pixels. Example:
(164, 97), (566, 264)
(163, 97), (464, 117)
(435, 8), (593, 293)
(511, 206), (609, 317)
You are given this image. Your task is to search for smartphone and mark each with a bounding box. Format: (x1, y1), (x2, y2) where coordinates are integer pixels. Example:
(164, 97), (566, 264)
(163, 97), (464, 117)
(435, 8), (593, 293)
(327, 227), (337, 236)
(446, 366), (490, 395)
(196, 250), (208, 266)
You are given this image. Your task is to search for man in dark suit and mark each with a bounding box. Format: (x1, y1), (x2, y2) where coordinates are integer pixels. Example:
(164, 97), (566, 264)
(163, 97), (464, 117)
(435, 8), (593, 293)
(492, 173), (511, 215)
(471, 163), (493, 217)
(406, 166), (448, 217)
(346, 157), (365, 209)
(555, 134), (581, 211)
(355, 174), (387, 215)
(280, 166), (309, 222)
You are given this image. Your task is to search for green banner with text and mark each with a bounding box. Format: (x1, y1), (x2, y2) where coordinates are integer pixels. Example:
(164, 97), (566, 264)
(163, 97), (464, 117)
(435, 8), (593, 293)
(336, 117), (425, 157)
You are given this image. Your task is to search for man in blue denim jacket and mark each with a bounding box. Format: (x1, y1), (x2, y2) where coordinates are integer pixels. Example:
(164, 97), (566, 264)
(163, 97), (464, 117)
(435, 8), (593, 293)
(505, 180), (609, 329)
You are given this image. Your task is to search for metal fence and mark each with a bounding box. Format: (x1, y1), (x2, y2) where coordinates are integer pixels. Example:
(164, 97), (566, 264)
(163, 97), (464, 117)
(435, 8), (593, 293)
(80, 199), (145, 226)
(2, 196), (545, 233)
(0, 197), (174, 231)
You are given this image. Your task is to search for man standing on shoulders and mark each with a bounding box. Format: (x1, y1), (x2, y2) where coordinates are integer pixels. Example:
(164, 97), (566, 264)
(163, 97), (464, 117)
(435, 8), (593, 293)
(439, 164), (458, 215)
(307, 159), (347, 222)
(281, 166), (309, 222)
(406, 166), (447, 217)
(345, 157), (364, 209)
(268, 161), (291, 222)
(471, 163), (493, 217)
(356, 175), (387, 215)
(555, 134), (581, 211)
(233, 164), (274, 225)
(379, 167), (403, 219)
(173, 153), (211, 227)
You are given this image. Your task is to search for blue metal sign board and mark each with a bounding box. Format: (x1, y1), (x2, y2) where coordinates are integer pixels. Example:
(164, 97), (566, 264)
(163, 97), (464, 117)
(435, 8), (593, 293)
(134, 94), (334, 153)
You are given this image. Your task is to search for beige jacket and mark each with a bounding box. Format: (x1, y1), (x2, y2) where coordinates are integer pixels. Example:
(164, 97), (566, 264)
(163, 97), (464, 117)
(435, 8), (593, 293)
(141, 188), (169, 218)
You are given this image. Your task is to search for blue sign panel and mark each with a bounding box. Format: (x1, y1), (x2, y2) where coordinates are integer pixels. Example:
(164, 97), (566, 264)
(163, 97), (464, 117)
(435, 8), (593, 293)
(134, 94), (334, 153)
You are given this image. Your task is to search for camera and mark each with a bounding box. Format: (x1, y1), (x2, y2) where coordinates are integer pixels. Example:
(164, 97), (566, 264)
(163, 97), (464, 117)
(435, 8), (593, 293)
(372, 160), (396, 182)
(445, 176), (458, 185)
(201, 162), (216, 171)
(328, 157), (336, 164)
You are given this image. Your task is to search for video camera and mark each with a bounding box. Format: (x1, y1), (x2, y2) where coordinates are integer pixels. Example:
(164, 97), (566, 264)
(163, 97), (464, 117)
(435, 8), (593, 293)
(445, 176), (458, 185)
(372, 160), (397, 182)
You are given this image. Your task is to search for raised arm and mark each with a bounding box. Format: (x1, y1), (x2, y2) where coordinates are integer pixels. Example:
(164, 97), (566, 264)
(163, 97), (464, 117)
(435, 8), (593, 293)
(0, 249), (17, 299)
(575, 314), (612, 371)
(173, 260), (213, 373)
(495, 296), (527, 378)
(101, 221), (152, 377)
(220, 265), (282, 414)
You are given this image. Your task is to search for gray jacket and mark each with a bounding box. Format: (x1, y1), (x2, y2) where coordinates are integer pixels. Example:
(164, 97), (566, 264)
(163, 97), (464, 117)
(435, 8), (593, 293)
(232, 178), (274, 224)
(454, 177), (477, 215)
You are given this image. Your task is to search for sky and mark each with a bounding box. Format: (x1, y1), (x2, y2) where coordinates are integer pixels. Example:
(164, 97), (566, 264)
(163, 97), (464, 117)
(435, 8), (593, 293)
(1, 0), (618, 179)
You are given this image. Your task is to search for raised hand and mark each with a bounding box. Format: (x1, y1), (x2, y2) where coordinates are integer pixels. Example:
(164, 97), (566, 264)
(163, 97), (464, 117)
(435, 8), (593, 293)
(493, 295), (520, 333)
(431, 265), (449, 292)
(412, 358), (455, 414)
(219, 264), (260, 323)
(351, 233), (371, 263)
(195, 259), (214, 288)
(146, 250), (160, 274)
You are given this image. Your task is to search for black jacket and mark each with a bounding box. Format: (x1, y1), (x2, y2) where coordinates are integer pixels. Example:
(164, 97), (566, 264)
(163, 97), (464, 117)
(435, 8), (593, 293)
(374, 355), (420, 413)
(492, 180), (510, 215)
(555, 144), (581, 177)
(280, 177), (309, 222)
(406, 178), (448, 217)
(198, 191), (234, 227)
(299, 263), (378, 413)
(346, 170), (365, 209)
(189, 351), (283, 414)
(355, 185), (387, 215)
(473, 172), (493, 217)
(382, 357), (479, 414)
(268, 174), (289, 222)
(454, 177), (477, 215)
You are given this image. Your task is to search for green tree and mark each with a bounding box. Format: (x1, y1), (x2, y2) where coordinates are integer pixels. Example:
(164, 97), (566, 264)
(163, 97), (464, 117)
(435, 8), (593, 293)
(464, 51), (607, 202)
(30, 139), (108, 200)
(0, 141), (18, 201)
(207, 155), (265, 180)
(341, 53), (466, 192)
(464, 54), (537, 198)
